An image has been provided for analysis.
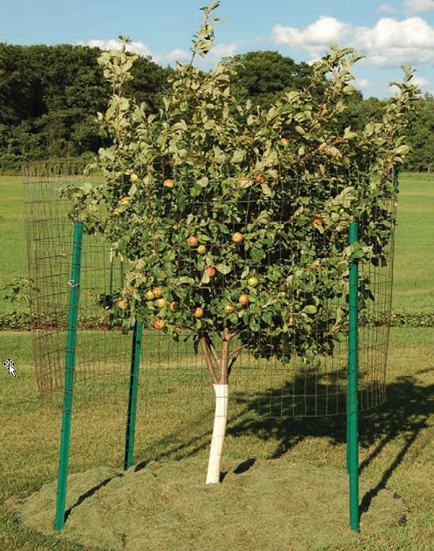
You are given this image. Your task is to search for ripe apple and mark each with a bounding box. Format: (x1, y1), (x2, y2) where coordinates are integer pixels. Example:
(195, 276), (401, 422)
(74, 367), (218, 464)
(249, 208), (257, 217)
(197, 245), (206, 254)
(130, 173), (138, 183)
(194, 307), (204, 318)
(255, 173), (265, 182)
(288, 317), (295, 326)
(169, 301), (178, 312)
(187, 236), (198, 246)
(205, 266), (216, 277)
(153, 319), (165, 330)
(164, 179), (175, 188)
(224, 305), (235, 313)
(232, 232), (244, 244)
(156, 298), (166, 308)
(112, 207), (120, 215)
(238, 175), (248, 187)
(281, 137), (290, 146)
(117, 300), (128, 310)
(145, 290), (155, 300)
(119, 196), (131, 205)
(239, 294), (250, 305)
(248, 276), (258, 287)
(152, 287), (162, 297)
(313, 218), (323, 227)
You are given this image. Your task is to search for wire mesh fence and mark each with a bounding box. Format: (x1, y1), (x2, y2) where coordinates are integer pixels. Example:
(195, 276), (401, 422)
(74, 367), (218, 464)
(23, 160), (395, 425)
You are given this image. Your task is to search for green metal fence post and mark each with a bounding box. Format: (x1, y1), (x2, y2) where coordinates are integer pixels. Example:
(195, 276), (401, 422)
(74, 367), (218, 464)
(347, 221), (360, 532)
(54, 221), (84, 531)
(124, 320), (143, 470)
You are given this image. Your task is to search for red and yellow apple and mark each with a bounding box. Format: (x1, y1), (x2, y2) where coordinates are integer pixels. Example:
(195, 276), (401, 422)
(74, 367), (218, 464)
(152, 287), (162, 297)
(117, 300), (128, 310)
(187, 236), (198, 246)
(197, 245), (206, 254)
(224, 304), (235, 313)
(145, 290), (155, 300)
(153, 319), (165, 330)
(232, 232), (244, 244)
(130, 173), (138, 183)
(238, 175), (248, 187)
(163, 179), (175, 188)
(194, 307), (204, 318)
(155, 298), (166, 308)
(281, 137), (290, 146)
(205, 266), (216, 277)
(239, 294), (250, 305)
(169, 301), (178, 312)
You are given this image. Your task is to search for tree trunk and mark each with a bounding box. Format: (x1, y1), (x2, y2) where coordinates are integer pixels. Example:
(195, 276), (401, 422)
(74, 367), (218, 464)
(200, 328), (244, 484)
(206, 383), (229, 484)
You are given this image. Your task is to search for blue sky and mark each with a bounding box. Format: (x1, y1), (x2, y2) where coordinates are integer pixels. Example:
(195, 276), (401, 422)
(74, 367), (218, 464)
(2, 0), (434, 99)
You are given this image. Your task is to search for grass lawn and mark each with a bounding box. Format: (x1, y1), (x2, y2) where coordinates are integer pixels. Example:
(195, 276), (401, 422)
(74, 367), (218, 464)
(0, 327), (433, 550)
(0, 170), (433, 550)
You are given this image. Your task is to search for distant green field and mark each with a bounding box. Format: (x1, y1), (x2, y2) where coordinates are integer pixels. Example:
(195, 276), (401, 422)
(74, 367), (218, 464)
(0, 172), (433, 315)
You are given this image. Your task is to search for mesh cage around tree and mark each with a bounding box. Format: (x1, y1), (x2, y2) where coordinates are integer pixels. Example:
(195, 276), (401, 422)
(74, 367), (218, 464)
(24, 160), (395, 421)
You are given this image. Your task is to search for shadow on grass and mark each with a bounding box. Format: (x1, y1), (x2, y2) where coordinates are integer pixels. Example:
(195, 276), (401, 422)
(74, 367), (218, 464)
(64, 373), (433, 527)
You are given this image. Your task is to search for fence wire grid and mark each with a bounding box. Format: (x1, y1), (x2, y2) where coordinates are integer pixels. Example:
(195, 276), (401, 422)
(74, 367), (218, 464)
(23, 160), (395, 426)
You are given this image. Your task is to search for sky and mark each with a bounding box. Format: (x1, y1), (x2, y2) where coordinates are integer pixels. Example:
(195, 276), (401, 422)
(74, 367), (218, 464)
(2, 0), (434, 99)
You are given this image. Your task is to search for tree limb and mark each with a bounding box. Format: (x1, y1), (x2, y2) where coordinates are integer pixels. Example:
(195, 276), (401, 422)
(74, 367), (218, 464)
(200, 333), (218, 385)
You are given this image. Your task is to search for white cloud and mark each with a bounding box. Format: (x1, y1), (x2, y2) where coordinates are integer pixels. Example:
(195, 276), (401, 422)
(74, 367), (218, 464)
(77, 38), (240, 69)
(403, 0), (434, 12)
(272, 16), (434, 67)
(355, 78), (371, 89)
(272, 16), (352, 61)
(78, 38), (162, 62)
(377, 4), (399, 13)
(165, 48), (191, 63)
(412, 75), (429, 86)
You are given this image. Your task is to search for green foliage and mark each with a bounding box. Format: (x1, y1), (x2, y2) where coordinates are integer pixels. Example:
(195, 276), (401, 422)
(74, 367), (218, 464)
(1, 276), (31, 307)
(60, 2), (419, 368)
(0, 42), (172, 172)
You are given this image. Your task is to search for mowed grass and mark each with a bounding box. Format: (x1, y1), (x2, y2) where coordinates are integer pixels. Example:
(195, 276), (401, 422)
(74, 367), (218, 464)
(0, 171), (433, 548)
(393, 172), (434, 314)
(0, 327), (434, 550)
(0, 172), (433, 314)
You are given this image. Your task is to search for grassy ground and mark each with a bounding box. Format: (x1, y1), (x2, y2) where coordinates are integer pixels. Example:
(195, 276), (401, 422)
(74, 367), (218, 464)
(1, 327), (434, 550)
(1, 171), (433, 550)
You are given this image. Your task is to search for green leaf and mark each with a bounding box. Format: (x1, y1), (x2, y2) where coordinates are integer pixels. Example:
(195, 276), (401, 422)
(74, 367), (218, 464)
(232, 149), (246, 163)
(204, 119), (215, 130)
(395, 145), (410, 156)
(261, 183), (273, 197)
(261, 311), (272, 324)
(197, 176), (209, 187)
(216, 264), (231, 275)
(172, 120), (188, 131)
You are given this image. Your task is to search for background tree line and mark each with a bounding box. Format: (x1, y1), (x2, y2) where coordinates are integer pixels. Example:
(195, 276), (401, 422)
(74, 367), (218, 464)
(0, 42), (431, 173)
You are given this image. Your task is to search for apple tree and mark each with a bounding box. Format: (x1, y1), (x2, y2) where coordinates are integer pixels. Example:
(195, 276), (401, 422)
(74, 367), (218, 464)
(61, 1), (419, 483)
